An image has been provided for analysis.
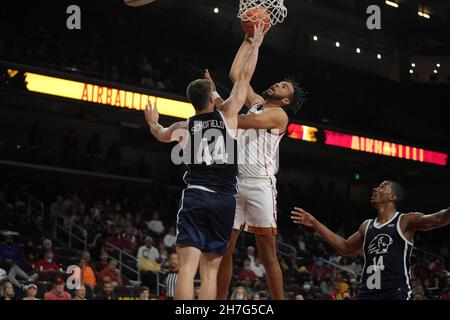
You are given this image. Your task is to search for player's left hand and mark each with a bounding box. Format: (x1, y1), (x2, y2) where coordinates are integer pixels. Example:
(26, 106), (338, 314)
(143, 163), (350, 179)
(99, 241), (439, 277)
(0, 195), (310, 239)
(204, 69), (217, 92)
(290, 207), (316, 227)
(144, 98), (159, 126)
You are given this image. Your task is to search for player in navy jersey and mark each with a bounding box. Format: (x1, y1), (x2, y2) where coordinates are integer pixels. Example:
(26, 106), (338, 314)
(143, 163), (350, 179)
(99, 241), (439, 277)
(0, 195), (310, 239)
(144, 24), (267, 300)
(291, 180), (450, 300)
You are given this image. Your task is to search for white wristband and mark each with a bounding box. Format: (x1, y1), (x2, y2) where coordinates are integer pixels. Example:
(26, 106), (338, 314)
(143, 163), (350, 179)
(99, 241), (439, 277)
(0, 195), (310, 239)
(212, 91), (222, 100)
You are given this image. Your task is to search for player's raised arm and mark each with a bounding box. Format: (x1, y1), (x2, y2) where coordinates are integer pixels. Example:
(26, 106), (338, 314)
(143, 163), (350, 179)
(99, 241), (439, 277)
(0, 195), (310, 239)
(204, 69), (224, 109)
(229, 33), (265, 109)
(238, 107), (288, 131)
(144, 98), (187, 144)
(404, 207), (450, 232)
(221, 24), (266, 117)
(291, 207), (368, 256)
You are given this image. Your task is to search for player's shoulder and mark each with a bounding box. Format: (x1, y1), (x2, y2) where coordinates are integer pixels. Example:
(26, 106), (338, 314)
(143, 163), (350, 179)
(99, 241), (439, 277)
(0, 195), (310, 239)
(399, 212), (424, 223)
(359, 219), (372, 233)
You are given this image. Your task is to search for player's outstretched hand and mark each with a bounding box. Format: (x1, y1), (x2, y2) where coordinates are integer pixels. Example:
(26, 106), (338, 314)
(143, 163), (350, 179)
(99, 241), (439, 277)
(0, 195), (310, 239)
(249, 23), (266, 48)
(204, 69), (217, 92)
(290, 207), (316, 227)
(144, 97), (159, 126)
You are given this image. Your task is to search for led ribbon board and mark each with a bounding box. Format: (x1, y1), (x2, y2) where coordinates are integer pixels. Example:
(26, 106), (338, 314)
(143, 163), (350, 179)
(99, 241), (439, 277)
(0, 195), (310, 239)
(18, 69), (447, 166)
(23, 72), (195, 119)
(287, 123), (448, 166)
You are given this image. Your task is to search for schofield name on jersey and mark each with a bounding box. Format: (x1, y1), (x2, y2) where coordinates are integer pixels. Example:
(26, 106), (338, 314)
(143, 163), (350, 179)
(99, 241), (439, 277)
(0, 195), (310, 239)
(191, 119), (225, 134)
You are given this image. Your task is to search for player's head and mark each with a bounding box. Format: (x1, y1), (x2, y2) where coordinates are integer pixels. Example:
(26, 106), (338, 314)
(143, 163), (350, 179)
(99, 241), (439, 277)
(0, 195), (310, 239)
(186, 79), (213, 112)
(262, 78), (307, 113)
(370, 180), (404, 208)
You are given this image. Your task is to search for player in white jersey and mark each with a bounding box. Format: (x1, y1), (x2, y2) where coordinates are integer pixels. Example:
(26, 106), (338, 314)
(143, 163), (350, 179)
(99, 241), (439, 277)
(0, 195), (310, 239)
(206, 33), (306, 300)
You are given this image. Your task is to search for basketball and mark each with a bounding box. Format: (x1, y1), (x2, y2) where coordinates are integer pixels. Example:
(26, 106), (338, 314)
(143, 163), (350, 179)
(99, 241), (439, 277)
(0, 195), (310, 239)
(241, 6), (271, 37)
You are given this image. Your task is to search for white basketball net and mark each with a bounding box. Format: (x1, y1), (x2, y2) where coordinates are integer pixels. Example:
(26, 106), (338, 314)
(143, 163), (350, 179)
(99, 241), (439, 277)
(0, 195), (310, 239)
(238, 0), (288, 26)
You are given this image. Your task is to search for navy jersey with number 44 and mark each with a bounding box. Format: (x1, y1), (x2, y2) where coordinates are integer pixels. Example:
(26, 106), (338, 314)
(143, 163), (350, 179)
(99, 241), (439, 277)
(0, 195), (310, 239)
(182, 109), (238, 194)
(359, 212), (414, 298)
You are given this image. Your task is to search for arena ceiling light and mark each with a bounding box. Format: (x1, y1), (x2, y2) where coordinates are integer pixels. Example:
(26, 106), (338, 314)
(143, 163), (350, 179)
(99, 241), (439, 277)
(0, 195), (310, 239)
(436, 63), (440, 68)
(377, 54), (382, 60)
(313, 35), (318, 41)
(356, 48), (361, 54)
(335, 41), (340, 48)
(213, 7), (219, 14)
(411, 63), (416, 67)
(409, 69), (414, 74)
(418, 11), (430, 19)
(385, 1), (399, 8)
(433, 69), (438, 74)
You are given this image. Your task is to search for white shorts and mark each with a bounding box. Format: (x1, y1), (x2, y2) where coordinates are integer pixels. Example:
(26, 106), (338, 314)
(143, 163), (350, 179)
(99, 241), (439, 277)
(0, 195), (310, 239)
(233, 176), (278, 235)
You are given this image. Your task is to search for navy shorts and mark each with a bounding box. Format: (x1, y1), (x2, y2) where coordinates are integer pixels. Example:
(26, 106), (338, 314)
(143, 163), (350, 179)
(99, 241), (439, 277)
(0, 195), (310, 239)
(356, 287), (412, 300)
(176, 187), (236, 256)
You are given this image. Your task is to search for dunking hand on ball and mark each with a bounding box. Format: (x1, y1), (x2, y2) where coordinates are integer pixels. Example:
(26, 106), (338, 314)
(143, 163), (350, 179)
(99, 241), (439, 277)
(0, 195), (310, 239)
(248, 23), (267, 49)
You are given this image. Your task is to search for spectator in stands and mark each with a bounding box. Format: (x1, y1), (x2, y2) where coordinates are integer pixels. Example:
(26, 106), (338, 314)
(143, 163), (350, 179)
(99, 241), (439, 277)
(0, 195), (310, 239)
(334, 272), (349, 295)
(95, 281), (117, 300)
(122, 233), (137, 255)
(146, 211), (165, 236)
(106, 227), (123, 250)
(81, 251), (92, 265)
(163, 226), (176, 249)
(158, 242), (169, 272)
(5, 264), (38, 290)
(0, 237), (38, 289)
(41, 238), (53, 258)
(0, 235), (24, 263)
(79, 259), (96, 290)
(299, 281), (319, 300)
(237, 259), (258, 288)
(72, 284), (87, 300)
(250, 257), (265, 279)
(349, 278), (359, 299)
(23, 240), (39, 265)
(295, 294), (304, 300)
(22, 283), (40, 300)
(251, 292), (261, 300)
(94, 250), (109, 272)
(138, 286), (150, 300)
(349, 256), (363, 275)
(245, 246), (256, 266)
(35, 250), (59, 273)
(137, 237), (160, 293)
(50, 196), (65, 218)
(440, 273), (450, 300)
(297, 235), (306, 253)
(137, 237), (159, 262)
(44, 277), (71, 300)
(99, 259), (123, 288)
(164, 253), (179, 300)
(230, 286), (248, 300)
(0, 281), (15, 300)
(330, 281), (346, 300)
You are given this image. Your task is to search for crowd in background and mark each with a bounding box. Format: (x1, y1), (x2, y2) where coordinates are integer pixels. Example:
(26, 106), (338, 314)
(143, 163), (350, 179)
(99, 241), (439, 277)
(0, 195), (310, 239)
(1, 172), (448, 300)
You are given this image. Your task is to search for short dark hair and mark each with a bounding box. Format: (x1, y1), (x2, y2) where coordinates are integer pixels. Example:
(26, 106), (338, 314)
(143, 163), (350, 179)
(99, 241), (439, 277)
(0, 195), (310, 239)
(186, 79), (212, 111)
(285, 78), (307, 114)
(140, 286), (149, 293)
(387, 180), (404, 207)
